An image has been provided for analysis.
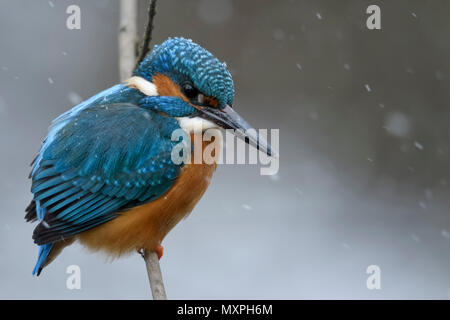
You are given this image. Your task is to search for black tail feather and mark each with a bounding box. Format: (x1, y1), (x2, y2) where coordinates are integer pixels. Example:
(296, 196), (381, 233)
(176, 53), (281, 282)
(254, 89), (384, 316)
(25, 200), (37, 222)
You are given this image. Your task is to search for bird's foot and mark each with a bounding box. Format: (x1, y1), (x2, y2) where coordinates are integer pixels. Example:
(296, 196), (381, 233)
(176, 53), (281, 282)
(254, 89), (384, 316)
(136, 245), (163, 260)
(156, 244), (163, 260)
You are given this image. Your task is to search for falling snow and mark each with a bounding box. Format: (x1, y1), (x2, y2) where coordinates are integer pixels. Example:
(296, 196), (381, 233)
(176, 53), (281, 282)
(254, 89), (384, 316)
(272, 28), (285, 41)
(435, 70), (445, 80)
(48, 77), (54, 84)
(364, 84), (371, 92)
(67, 92), (83, 105)
(242, 204), (253, 211)
(270, 174), (280, 181)
(411, 234), (420, 243)
(441, 230), (450, 240)
(384, 112), (410, 137)
(309, 111), (319, 121)
(414, 141), (424, 151)
(197, 0), (233, 24)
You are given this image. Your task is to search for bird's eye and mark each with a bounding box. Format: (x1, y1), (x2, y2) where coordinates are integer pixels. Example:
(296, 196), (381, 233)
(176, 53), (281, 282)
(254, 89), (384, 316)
(181, 83), (199, 100)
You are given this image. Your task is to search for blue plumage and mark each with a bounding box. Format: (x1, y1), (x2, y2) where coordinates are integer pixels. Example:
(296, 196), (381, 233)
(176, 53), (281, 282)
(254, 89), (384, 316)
(136, 37), (234, 107)
(29, 86), (184, 275)
(27, 37), (246, 276)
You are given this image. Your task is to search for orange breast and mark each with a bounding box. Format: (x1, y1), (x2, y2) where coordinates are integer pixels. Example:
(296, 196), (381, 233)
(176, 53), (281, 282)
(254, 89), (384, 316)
(78, 136), (219, 257)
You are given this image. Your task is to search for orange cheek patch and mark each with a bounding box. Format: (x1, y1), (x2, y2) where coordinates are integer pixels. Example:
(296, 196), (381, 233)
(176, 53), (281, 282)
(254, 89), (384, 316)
(203, 96), (219, 108)
(152, 73), (189, 103)
(152, 73), (219, 109)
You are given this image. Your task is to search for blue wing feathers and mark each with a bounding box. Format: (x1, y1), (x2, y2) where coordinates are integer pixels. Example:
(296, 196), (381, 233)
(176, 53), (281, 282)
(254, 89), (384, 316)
(28, 85), (185, 275)
(28, 94), (183, 258)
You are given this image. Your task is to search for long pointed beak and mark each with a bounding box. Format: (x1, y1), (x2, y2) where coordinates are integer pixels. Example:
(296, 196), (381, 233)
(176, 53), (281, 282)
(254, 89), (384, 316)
(197, 105), (276, 157)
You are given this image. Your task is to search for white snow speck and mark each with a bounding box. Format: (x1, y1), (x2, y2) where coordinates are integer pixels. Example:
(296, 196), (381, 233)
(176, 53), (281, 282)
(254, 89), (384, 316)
(411, 234), (420, 243)
(242, 204), (253, 211)
(269, 174), (280, 181)
(419, 201), (427, 209)
(1, 66), (8, 71)
(309, 111), (319, 121)
(367, 157), (373, 162)
(384, 112), (410, 137)
(62, 51), (68, 56)
(296, 63), (302, 71)
(341, 242), (351, 250)
(197, 0), (233, 24)
(67, 92), (82, 105)
(405, 67), (415, 74)
(48, 77), (54, 84)
(411, 12), (417, 18)
(272, 28), (285, 41)
(343, 63), (351, 70)
(316, 12), (322, 20)
(143, 112), (151, 120)
(441, 230), (450, 240)
(364, 84), (371, 92)
(48, 1), (54, 8)
(414, 141), (424, 150)
(435, 70), (445, 80)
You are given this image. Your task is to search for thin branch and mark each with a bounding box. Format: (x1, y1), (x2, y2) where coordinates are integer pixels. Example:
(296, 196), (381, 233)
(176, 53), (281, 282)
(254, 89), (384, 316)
(119, 0), (138, 81)
(118, 0), (166, 300)
(134, 0), (158, 70)
(143, 250), (167, 299)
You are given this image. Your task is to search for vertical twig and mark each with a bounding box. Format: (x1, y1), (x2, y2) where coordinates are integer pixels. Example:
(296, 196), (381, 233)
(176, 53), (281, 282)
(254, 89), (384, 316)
(135, 0), (158, 70)
(118, 0), (166, 300)
(119, 0), (138, 81)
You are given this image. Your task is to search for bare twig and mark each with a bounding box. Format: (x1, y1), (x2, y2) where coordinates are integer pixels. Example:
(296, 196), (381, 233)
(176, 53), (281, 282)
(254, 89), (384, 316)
(118, 0), (166, 300)
(119, 0), (138, 81)
(134, 0), (158, 70)
(143, 250), (167, 299)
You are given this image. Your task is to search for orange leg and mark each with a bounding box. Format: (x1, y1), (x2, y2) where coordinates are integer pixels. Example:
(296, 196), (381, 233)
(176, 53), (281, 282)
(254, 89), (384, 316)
(156, 244), (164, 260)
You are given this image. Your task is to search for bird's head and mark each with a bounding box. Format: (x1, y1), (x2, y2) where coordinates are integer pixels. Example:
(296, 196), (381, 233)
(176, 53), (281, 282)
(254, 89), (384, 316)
(129, 37), (273, 156)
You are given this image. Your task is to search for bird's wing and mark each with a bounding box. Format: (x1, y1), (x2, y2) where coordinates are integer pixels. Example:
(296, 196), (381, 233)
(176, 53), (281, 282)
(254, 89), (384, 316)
(30, 103), (183, 245)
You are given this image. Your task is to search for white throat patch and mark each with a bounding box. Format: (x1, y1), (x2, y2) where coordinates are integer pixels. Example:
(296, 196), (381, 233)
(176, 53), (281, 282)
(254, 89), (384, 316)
(176, 117), (218, 133)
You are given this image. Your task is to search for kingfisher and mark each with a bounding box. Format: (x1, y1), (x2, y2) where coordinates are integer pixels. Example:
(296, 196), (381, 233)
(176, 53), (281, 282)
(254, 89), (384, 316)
(26, 37), (272, 276)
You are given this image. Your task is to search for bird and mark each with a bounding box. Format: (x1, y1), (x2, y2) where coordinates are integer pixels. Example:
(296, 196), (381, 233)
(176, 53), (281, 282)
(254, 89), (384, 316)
(25, 37), (272, 276)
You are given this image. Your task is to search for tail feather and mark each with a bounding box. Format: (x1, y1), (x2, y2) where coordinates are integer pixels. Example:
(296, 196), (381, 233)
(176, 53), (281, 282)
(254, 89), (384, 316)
(32, 243), (53, 276)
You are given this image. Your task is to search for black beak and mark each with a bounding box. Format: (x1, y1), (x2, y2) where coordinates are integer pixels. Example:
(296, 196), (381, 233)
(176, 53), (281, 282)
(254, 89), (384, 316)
(197, 105), (276, 157)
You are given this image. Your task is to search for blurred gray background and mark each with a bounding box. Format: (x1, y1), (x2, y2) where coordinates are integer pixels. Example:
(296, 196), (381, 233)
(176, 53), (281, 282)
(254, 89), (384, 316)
(1, 0), (450, 299)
